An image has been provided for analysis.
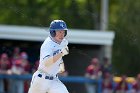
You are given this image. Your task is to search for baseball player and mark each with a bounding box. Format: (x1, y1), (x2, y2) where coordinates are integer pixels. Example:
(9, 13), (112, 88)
(28, 20), (69, 93)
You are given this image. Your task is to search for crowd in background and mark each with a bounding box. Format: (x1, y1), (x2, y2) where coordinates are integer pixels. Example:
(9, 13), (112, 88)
(0, 46), (68, 93)
(1, 46), (140, 93)
(0, 46), (38, 93)
(85, 57), (140, 93)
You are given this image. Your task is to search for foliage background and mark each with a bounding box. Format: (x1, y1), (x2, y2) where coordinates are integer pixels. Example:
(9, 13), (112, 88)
(0, 0), (140, 76)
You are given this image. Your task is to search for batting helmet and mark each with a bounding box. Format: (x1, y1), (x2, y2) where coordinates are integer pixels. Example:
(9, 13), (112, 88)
(49, 20), (68, 37)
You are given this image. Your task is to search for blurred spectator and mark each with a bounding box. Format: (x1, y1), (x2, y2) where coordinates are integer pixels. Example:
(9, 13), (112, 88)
(0, 53), (11, 74)
(20, 52), (31, 74)
(115, 75), (129, 93)
(101, 57), (112, 75)
(10, 47), (21, 66)
(10, 59), (24, 93)
(9, 51), (31, 93)
(131, 74), (140, 93)
(8, 47), (21, 93)
(101, 72), (113, 93)
(85, 58), (102, 79)
(11, 47), (20, 59)
(11, 51), (31, 74)
(11, 59), (24, 75)
(32, 60), (39, 73)
(85, 57), (102, 93)
(0, 53), (11, 93)
(20, 52), (31, 93)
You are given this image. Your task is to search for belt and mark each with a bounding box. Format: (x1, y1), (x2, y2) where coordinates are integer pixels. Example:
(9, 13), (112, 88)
(38, 74), (54, 80)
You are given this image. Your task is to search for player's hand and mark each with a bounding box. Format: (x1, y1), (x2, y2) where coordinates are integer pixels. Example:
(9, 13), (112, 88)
(61, 46), (69, 56)
(60, 39), (68, 49)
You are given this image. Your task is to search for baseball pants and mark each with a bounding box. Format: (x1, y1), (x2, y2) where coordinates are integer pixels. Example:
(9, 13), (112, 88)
(28, 71), (69, 93)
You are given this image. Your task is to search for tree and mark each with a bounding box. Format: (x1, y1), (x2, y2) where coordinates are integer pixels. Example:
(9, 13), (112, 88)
(0, 0), (100, 29)
(110, 0), (140, 76)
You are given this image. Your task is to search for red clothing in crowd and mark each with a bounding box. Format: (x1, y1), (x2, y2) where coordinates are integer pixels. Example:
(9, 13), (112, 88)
(86, 65), (101, 76)
(114, 75), (129, 93)
(101, 72), (113, 93)
(131, 74), (140, 93)
(116, 81), (128, 90)
(102, 80), (113, 89)
(0, 53), (11, 73)
(132, 82), (140, 92)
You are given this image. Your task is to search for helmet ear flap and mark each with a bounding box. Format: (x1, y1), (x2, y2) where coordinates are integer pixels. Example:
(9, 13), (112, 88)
(50, 30), (56, 37)
(64, 30), (67, 37)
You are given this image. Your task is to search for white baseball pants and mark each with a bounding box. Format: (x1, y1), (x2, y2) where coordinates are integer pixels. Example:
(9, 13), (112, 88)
(28, 71), (69, 93)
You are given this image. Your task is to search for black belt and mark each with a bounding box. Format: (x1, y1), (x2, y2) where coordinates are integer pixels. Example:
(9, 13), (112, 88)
(38, 74), (54, 80)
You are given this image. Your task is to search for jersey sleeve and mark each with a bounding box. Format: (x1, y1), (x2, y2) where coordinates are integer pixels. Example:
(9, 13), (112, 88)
(40, 41), (53, 62)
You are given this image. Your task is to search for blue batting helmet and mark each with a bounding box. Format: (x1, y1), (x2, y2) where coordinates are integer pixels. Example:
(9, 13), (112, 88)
(49, 20), (68, 37)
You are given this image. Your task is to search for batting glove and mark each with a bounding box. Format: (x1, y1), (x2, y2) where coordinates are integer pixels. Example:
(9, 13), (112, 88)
(60, 39), (68, 49)
(61, 46), (69, 56)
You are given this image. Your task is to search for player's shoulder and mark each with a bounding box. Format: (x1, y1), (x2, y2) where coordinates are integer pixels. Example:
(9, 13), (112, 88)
(61, 38), (68, 45)
(45, 37), (52, 43)
(41, 37), (53, 48)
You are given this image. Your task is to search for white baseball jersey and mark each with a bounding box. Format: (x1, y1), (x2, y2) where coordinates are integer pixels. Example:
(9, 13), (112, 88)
(28, 36), (69, 93)
(38, 36), (68, 76)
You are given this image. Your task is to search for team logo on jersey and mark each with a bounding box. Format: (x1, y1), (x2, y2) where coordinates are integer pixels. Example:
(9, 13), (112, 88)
(53, 49), (61, 56)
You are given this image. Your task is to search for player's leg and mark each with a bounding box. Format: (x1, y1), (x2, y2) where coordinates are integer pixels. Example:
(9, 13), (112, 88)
(28, 86), (45, 93)
(28, 72), (49, 93)
(48, 79), (69, 93)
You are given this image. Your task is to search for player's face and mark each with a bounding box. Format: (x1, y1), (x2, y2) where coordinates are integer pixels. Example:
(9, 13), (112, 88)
(54, 30), (65, 43)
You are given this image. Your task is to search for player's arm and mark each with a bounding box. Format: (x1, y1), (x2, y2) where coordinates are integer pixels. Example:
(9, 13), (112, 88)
(41, 39), (69, 67)
(58, 62), (68, 76)
(58, 62), (65, 73)
(44, 52), (63, 67)
(43, 46), (69, 67)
